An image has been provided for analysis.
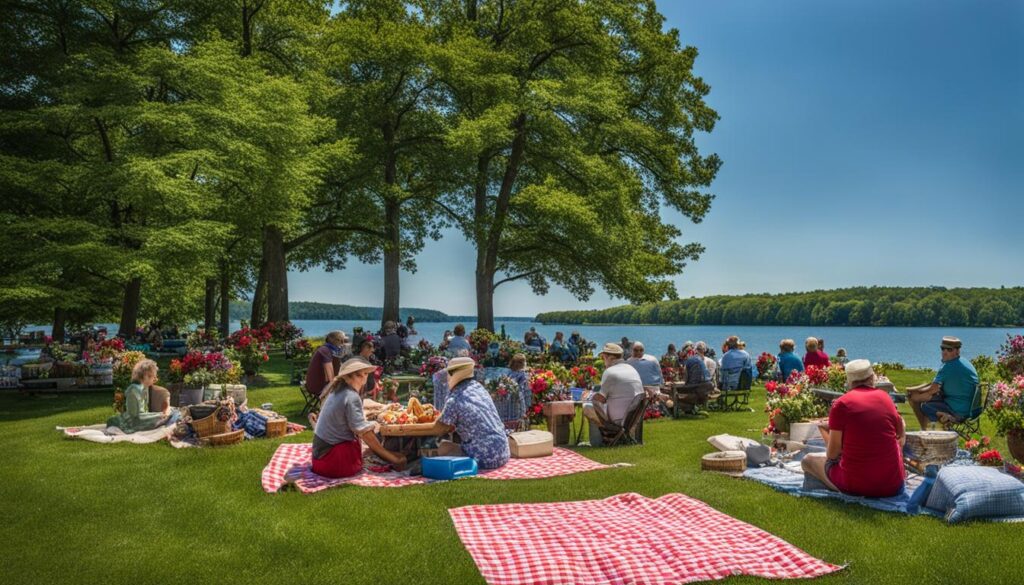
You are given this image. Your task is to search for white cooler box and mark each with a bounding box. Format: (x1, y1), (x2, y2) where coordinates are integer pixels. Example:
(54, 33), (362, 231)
(508, 430), (554, 459)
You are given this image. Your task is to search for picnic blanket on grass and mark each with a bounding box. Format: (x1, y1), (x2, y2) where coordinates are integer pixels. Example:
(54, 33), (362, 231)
(262, 443), (610, 493)
(743, 459), (1024, 523)
(59, 424), (173, 444)
(449, 492), (842, 585)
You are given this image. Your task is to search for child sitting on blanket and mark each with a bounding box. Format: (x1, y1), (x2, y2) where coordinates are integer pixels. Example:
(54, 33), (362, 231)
(801, 359), (906, 498)
(312, 358), (407, 478)
(106, 359), (176, 433)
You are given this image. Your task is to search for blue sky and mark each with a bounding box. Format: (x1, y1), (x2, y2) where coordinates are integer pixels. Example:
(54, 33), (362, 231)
(290, 0), (1024, 316)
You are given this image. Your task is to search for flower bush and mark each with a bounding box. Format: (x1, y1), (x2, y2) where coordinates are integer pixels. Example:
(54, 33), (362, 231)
(186, 329), (221, 351)
(756, 352), (776, 380)
(261, 321), (304, 344)
(963, 435), (992, 459)
(487, 375), (522, 402)
(168, 351), (239, 386)
(227, 327), (271, 375)
(824, 363), (848, 393)
(997, 334), (1024, 379)
(978, 449), (1004, 467)
(468, 328), (498, 354)
(96, 338), (125, 359)
(569, 364), (599, 389)
(987, 375), (1024, 437)
(763, 373), (826, 434)
(284, 338), (313, 361)
(112, 351), (147, 389)
(805, 365), (829, 387)
(419, 355), (448, 379)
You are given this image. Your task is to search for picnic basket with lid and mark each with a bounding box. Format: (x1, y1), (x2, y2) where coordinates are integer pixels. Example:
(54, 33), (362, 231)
(701, 450), (747, 474)
(192, 407), (230, 438)
(904, 431), (957, 465)
(253, 408), (288, 438)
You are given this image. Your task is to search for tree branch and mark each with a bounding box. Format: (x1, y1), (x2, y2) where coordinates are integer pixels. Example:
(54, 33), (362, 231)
(493, 269), (544, 290)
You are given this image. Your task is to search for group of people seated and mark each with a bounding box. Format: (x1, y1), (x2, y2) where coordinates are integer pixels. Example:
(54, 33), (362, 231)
(800, 336), (979, 499)
(310, 355), (511, 479)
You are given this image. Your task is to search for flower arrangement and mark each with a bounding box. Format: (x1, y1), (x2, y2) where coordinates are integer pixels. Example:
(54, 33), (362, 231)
(419, 355), (448, 379)
(986, 376), (1024, 437)
(169, 351), (239, 386)
(963, 435), (992, 459)
(527, 369), (570, 423)
(569, 364), (599, 389)
(468, 328), (497, 354)
(805, 365), (829, 387)
(487, 375), (522, 402)
(824, 363), (848, 393)
(226, 327), (271, 375)
(756, 352), (777, 380)
(261, 321), (304, 344)
(96, 338), (125, 359)
(112, 351), (147, 389)
(978, 449), (1005, 467)
(763, 373), (826, 434)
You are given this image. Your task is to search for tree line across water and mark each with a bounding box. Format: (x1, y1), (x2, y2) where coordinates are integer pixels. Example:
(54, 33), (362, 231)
(0, 1), (720, 340)
(535, 287), (1024, 327)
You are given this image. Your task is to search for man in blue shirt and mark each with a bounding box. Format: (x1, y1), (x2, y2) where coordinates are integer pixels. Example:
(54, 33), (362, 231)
(776, 339), (804, 381)
(719, 336), (752, 390)
(446, 324), (472, 353)
(626, 342), (664, 392)
(908, 336), (979, 430)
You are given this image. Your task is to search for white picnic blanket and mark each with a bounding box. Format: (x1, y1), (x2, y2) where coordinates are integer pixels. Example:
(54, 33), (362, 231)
(58, 424), (173, 444)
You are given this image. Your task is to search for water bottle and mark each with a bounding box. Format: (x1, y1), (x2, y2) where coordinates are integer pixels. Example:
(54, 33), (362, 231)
(906, 464), (938, 514)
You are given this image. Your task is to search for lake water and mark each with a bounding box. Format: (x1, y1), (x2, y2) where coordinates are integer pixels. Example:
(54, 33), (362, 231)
(22, 321), (1024, 368)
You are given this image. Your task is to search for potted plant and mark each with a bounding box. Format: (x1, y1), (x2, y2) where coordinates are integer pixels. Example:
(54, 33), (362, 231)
(764, 374), (826, 435)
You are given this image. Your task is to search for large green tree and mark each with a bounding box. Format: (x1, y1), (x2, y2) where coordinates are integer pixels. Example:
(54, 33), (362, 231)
(431, 0), (721, 330)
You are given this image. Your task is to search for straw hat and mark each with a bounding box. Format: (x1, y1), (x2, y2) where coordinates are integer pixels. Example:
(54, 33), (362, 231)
(446, 356), (476, 386)
(337, 357), (376, 378)
(940, 336), (962, 349)
(844, 359), (873, 383)
(599, 342), (623, 357)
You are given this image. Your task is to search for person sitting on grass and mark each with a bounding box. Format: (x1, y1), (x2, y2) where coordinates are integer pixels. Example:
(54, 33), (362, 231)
(433, 357), (510, 470)
(777, 339), (804, 381)
(311, 358), (407, 479)
(907, 336), (979, 430)
(801, 359), (906, 498)
(106, 359), (176, 433)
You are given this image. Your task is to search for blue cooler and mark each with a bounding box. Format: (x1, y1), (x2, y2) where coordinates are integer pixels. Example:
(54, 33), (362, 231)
(422, 456), (478, 480)
(570, 387), (584, 401)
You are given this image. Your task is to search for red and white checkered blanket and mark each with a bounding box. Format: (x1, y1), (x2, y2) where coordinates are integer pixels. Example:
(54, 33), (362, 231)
(449, 492), (842, 585)
(262, 443), (610, 493)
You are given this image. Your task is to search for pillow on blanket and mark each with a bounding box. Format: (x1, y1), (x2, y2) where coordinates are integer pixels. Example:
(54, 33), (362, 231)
(925, 466), (1024, 523)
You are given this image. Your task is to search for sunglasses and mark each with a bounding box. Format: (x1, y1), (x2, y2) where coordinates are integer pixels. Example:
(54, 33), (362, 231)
(940, 347), (955, 351)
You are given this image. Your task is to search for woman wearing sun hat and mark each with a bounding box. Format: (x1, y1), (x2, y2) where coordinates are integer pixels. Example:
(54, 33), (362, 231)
(801, 359), (906, 497)
(311, 358), (407, 478)
(432, 356), (510, 469)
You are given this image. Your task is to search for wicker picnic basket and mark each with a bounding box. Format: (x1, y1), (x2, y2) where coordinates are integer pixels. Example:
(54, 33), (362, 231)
(204, 429), (244, 447)
(904, 431), (957, 464)
(252, 409), (289, 438)
(701, 450), (747, 474)
(192, 408), (231, 438)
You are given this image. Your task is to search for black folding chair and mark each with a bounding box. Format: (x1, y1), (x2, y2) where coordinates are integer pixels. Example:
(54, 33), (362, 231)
(944, 383), (991, 440)
(671, 381), (716, 418)
(713, 368), (753, 412)
(600, 393), (650, 447)
(299, 381), (321, 417)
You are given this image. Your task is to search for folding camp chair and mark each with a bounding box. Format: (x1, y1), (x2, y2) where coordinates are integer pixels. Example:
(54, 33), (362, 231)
(599, 393), (649, 447)
(712, 368), (753, 412)
(299, 381), (321, 417)
(670, 381), (716, 418)
(943, 383), (991, 440)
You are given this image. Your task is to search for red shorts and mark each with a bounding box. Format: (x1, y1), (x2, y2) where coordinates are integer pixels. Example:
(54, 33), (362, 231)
(311, 439), (363, 478)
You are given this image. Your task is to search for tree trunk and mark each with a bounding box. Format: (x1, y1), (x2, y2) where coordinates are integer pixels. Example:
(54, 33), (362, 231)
(241, 4), (253, 57)
(117, 277), (142, 338)
(382, 198), (401, 328)
(475, 267), (495, 332)
(52, 307), (66, 343)
(251, 252), (267, 327)
(204, 278), (217, 331)
(264, 224), (289, 323)
(219, 261), (230, 338)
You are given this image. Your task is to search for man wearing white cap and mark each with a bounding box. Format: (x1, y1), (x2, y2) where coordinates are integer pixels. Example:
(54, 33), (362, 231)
(583, 343), (644, 444)
(801, 359), (905, 498)
(432, 357), (510, 469)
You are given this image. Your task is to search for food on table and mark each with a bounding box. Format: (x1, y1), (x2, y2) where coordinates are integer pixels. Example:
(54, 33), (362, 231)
(376, 398), (440, 425)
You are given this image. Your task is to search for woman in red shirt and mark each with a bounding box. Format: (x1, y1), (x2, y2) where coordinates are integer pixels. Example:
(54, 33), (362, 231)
(801, 359), (906, 497)
(802, 337), (831, 369)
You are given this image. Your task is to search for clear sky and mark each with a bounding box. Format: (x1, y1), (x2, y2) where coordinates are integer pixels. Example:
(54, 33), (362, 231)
(289, 0), (1024, 317)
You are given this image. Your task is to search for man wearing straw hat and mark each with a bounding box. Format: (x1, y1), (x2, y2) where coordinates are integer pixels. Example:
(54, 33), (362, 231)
(583, 343), (644, 444)
(907, 336), (979, 430)
(432, 357), (510, 469)
(311, 358), (407, 478)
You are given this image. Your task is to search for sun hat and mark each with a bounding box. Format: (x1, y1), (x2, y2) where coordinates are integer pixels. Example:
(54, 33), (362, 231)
(599, 342), (624, 356)
(844, 359), (873, 383)
(940, 336), (962, 349)
(446, 356), (476, 374)
(337, 357), (377, 378)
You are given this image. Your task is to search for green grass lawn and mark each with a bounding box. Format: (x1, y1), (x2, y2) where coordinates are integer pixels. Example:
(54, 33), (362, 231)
(1, 358), (1021, 584)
